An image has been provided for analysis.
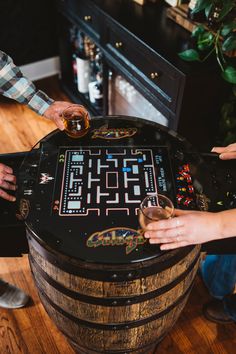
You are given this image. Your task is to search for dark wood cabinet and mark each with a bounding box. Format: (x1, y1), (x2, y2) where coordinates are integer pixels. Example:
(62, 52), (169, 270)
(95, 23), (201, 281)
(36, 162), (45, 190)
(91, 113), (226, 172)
(56, 0), (226, 150)
(62, 0), (102, 43)
(104, 17), (183, 117)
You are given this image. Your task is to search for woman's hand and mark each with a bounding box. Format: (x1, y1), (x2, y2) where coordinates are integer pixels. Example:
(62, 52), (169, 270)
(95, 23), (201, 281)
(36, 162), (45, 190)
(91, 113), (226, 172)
(0, 163), (17, 202)
(144, 209), (222, 250)
(212, 143), (236, 160)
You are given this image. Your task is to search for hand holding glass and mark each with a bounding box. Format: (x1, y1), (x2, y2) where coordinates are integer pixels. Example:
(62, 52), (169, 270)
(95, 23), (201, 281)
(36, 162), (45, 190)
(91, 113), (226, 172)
(62, 105), (90, 138)
(139, 194), (174, 230)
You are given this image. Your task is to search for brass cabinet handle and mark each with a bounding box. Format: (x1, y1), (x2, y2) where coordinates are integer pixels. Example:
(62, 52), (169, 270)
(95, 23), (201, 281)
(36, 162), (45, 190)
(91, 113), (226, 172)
(150, 72), (159, 79)
(115, 42), (123, 48)
(84, 15), (92, 21)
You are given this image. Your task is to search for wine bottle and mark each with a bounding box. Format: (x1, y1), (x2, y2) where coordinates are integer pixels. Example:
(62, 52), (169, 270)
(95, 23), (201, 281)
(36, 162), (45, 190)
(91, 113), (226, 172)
(88, 46), (97, 104)
(69, 26), (78, 85)
(93, 72), (103, 109)
(76, 31), (90, 94)
(88, 48), (103, 108)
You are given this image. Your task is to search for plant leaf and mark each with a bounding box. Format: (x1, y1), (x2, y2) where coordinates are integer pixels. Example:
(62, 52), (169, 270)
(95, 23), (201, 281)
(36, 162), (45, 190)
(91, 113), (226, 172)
(178, 49), (200, 62)
(222, 66), (236, 84)
(197, 32), (215, 50)
(218, 1), (235, 22)
(192, 25), (205, 38)
(221, 22), (236, 37)
(222, 35), (236, 52)
(205, 4), (213, 19)
(192, 0), (212, 14)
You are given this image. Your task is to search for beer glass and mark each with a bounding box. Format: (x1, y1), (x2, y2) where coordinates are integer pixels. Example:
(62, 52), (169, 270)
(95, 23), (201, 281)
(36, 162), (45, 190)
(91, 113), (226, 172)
(139, 194), (174, 230)
(62, 105), (90, 138)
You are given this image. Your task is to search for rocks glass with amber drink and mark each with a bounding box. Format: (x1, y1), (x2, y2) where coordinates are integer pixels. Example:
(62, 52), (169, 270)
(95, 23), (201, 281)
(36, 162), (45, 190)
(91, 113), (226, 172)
(62, 105), (90, 138)
(139, 194), (174, 230)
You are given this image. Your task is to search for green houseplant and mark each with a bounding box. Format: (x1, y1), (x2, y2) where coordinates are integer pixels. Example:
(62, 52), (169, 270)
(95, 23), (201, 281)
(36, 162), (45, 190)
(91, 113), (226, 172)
(178, 0), (236, 144)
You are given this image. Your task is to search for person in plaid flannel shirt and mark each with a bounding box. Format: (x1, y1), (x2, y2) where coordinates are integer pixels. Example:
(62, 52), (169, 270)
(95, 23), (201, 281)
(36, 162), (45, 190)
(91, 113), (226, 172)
(0, 50), (87, 309)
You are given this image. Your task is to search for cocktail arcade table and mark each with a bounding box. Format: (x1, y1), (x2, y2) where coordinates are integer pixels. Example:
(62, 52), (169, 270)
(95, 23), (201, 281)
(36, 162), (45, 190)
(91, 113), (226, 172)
(17, 115), (233, 354)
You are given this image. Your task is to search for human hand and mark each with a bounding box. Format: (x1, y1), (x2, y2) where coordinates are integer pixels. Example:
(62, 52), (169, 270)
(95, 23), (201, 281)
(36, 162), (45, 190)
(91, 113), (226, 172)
(0, 163), (17, 202)
(211, 143), (236, 160)
(44, 102), (88, 131)
(144, 209), (221, 250)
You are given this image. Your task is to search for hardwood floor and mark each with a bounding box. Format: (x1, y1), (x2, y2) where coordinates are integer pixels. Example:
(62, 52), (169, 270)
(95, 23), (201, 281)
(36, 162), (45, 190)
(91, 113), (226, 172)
(0, 75), (235, 354)
(0, 256), (75, 354)
(0, 75), (69, 154)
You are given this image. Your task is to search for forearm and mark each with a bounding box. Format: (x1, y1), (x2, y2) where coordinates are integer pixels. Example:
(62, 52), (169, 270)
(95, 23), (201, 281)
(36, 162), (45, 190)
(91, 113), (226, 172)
(0, 50), (54, 115)
(217, 209), (236, 240)
(144, 207), (236, 250)
(27, 90), (54, 115)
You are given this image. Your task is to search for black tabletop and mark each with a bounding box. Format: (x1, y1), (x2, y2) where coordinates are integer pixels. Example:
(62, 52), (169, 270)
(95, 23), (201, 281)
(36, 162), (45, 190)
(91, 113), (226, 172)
(18, 115), (209, 263)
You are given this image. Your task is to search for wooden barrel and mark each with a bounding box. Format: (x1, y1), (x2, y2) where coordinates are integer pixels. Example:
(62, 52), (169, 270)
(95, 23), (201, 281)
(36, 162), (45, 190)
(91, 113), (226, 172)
(27, 229), (201, 354)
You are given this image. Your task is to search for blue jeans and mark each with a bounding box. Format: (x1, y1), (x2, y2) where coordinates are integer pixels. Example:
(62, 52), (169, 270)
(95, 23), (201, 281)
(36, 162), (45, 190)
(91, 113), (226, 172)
(201, 255), (236, 321)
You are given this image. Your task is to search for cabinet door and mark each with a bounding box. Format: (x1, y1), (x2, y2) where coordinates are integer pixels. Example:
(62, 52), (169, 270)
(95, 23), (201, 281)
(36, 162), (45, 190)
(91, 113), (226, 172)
(108, 69), (169, 127)
(105, 20), (183, 118)
(57, 0), (102, 44)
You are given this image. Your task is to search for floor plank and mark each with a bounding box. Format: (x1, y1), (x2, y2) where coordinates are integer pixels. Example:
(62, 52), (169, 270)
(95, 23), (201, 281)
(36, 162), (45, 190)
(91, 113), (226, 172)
(0, 256), (75, 354)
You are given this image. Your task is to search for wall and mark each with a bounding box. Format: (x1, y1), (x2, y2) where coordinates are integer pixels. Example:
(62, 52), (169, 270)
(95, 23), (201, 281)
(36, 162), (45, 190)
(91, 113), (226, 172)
(0, 0), (58, 66)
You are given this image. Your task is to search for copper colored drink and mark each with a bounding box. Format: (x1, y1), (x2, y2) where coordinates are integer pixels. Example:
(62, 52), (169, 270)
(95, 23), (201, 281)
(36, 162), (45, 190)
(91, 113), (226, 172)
(139, 206), (172, 230)
(63, 105), (90, 138)
(139, 194), (174, 230)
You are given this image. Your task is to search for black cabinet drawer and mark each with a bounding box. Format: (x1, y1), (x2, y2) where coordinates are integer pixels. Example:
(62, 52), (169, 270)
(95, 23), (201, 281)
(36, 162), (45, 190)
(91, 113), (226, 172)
(58, 0), (102, 42)
(105, 22), (182, 113)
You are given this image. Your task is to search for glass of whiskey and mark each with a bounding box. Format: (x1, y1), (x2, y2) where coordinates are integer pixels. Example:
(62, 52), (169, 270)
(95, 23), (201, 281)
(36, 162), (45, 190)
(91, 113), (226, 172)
(139, 194), (174, 230)
(62, 105), (90, 138)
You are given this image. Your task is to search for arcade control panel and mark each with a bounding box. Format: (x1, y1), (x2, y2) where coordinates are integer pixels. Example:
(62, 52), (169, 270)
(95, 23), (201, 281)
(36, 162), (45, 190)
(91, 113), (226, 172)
(200, 152), (236, 212)
(0, 152), (28, 256)
(197, 152), (236, 253)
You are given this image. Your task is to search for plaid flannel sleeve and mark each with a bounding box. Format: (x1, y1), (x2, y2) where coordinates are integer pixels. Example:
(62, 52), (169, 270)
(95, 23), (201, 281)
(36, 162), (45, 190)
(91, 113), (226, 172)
(0, 50), (54, 115)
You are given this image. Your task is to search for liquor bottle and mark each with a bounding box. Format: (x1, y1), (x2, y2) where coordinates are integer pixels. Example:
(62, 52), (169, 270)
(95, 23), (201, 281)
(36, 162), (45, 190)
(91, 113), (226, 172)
(188, 0), (205, 22)
(88, 46), (98, 104)
(88, 48), (103, 108)
(93, 72), (103, 109)
(72, 53), (78, 85)
(69, 26), (78, 85)
(76, 31), (90, 94)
